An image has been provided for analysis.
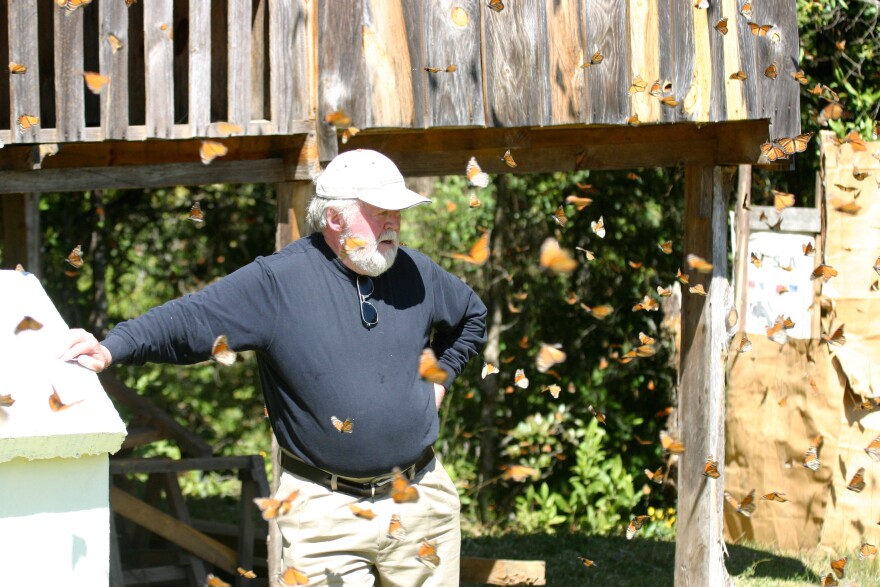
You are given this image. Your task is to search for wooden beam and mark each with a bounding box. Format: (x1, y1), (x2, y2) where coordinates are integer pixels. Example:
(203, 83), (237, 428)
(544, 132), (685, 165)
(748, 205), (821, 234)
(110, 456), (265, 475)
(459, 557), (546, 586)
(110, 486), (238, 575)
(675, 166), (734, 587)
(1, 192), (40, 273)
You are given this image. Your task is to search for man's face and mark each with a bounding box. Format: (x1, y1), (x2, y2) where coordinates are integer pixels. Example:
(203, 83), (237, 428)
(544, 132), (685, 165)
(341, 202), (401, 276)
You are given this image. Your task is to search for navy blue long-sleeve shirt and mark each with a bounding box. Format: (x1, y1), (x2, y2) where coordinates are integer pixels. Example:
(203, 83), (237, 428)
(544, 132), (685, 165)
(102, 233), (487, 477)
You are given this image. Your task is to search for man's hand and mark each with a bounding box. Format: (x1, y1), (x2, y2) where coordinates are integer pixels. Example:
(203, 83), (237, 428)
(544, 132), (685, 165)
(433, 383), (446, 410)
(59, 328), (113, 372)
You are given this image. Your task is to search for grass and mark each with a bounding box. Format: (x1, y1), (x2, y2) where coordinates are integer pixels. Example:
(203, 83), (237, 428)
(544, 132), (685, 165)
(461, 532), (880, 586)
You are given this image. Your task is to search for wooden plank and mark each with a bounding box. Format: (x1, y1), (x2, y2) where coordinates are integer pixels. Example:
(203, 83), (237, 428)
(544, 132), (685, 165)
(109, 509), (125, 587)
(583, 0), (628, 124)
(188, 0), (211, 136)
(681, 1), (713, 121)
(7, 0), (41, 143)
(0, 0), (8, 133)
(483, 0), (548, 126)
(399, 0), (427, 128)
(120, 426), (166, 450)
(53, 1), (86, 141)
(111, 456), (265, 475)
(670, 0), (694, 123)
(655, 0), (674, 123)
(227, 0), (252, 127)
(110, 486), (238, 575)
(706, 1), (725, 121)
(720, 0), (747, 120)
(424, 0), (484, 127)
(676, 165), (734, 587)
(748, 205), (821, 233)
(143, 0), (174, 138)
(733, 0), (757, 120)
(626, 0), (661, 125)
(1, 193), (35, 270)
(269, 0), (310, 134)
(757, 0), (800, 139)
(251, 0), (268, 122)
(276, 181), (313, 245)
(99, 0), (130, 140)
(362, 0), (415, 128)
(459, 557), (546, 586)
(123, 566), (188, 586)
(544, 0), (585, 125)
(732, 165), (751, 347)
(162, 472), (208, 586)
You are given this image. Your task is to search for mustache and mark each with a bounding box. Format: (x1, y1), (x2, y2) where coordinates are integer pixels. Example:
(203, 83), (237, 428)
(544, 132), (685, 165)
(378, 230), (400, 246)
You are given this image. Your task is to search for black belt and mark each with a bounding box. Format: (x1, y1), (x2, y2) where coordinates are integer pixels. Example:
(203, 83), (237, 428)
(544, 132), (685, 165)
(279, 447), (435, 498)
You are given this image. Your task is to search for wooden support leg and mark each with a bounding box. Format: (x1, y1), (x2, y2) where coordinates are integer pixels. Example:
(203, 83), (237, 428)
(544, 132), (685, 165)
(1, 192), (40, 273)
(162, 472), (208, 586)
(675, 166), (735, 587)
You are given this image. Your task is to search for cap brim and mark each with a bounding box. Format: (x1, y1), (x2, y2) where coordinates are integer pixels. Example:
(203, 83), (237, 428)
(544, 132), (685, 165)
(358, 187), (432, 211)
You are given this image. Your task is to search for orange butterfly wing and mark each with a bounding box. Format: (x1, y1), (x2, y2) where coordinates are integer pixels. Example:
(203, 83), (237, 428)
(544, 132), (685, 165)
(14, 316), (43, 335)
(416, 539), (441, 568)
(391, 469), (420, 504)
(83, 71), (110, 94)
(418, 348), (449, 384)
(200, 140), (228, 165)
(280, 566), (310, 586)
(211, 334), (237, 366)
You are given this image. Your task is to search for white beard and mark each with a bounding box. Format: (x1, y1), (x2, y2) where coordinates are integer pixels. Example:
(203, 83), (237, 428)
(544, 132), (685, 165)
(341, 229), (399, 276)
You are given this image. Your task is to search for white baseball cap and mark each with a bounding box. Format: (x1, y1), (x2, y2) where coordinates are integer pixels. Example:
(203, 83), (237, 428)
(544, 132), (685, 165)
(314, 149), (431, 210)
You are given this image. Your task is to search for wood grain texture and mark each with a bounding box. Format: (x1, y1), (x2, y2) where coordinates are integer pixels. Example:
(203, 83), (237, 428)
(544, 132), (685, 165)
(670, 0), (694, 122)
(425, 0), (484, 127)
(733, 1), (757, 121)
(54, 2), (85, 141)
(269, 0), (310, 134)
(100, 0), (130, 140)
(251, 0), (268, 121)
(0, 1), (8, 133)
(655, 0), (675, 123)
(143, 0), (174, 138)
(545, 0), (586, 124)
(363, 0), (415, 128)
(682, 3), (713, 121)
(400, 0), (427, 128)
(227, 0), (252, 127)
(705, 1), (725, 121)
(484, 0), (548, 126)
(720, 0), (746, 120)
(7, 0), (41, 143)
(757, 0), (800, 139)
(583, 0), (628, 124)
(188, 0), (211, 136)
(626, 0), (661, 124)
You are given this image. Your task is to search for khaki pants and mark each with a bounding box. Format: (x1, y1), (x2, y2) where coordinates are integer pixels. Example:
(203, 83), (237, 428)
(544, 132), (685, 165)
(275, 456), (461, 586)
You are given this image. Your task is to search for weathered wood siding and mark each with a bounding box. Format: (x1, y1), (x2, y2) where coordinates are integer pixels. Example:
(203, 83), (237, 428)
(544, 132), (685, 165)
(0, 0), (800, 148)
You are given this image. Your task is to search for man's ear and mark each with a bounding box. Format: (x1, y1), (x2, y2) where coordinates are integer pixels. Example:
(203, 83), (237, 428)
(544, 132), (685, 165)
(326, 208), (346, 232)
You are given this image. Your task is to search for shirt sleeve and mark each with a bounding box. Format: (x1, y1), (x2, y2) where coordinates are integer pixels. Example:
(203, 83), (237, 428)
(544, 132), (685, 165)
(428, 262), (488, 389)
(102, 257), (279, 366)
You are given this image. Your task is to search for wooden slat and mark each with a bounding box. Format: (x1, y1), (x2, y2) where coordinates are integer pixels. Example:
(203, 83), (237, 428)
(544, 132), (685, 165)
(269, 0), (310, 134)
(111, 456), (264, 475)
(0, 0), (8, 133)
(99, 0), (130, 140)
(110, 486), (238, 575)
(188, 0), (211, 136)
(363, 0), (416, 128)
(748, 205), (821, 233)
(655, 0), (675, 123)
(675, 165), (735, 587)
(626, 0), (661, 125)
(424, 0), (484, 127)
(758, 0), (800, 139)
(143, 0), (174, 138)
(706, 1), (725, 121)
(720, 0), (747, 120)
(459, 557), (546, 586)
(227, 0), (252, 127)
(670, 0), (695, 123)
(683, 2), (714, 122)
(399, 0), (427, 128)
(544, 0), (585, 124)
(733, 0), (758, 121)
(583, 0), (627, 124)
(484, 0), (548, 126)
(7, 0), (41, 143)
(53, 2), (86, 141)
(162, 472), (208, 585)
(251, 0), (267, 122)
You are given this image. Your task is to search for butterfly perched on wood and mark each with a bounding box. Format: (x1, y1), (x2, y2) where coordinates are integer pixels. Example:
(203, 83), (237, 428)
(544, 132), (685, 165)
(486, 0), (504, 12)
(107, 33), (123, 53)
(536, 343), (566, 373)
(714, 18), (728, 35)
(580, 51), (604, 68)
(8, 62), (27, 74)
(57, 0), (93, 13)
(449, 231), (490, 266)
(846, 467), (865, 493)
(14, 316), (43, 335)
(764, 63), (778, 80)
(82, 71), (110, 94)
(725, 489), (756, 517)
(626, 515), (650, 540)
(761, 492), (788, 502)
(17, 114), (39, 133)
(391, 468), (419, 503)
(539, 238), (577, 274)
(279, 566), (309, 586)
(729, 70), (747, 81)
(748, 22), (772, 36)
(466, 157), (490, 188)
(803, 436), (822, 471)
(629, 74), (648, 94)
(703, 456), (720, 479)
(187, 202), (205, 225)
(253, 490), (299, 521)
(49, 387), (85, 412)
(199, 140), (228, 165)
(626, 114), (641, 126)
(211, 334), (237, 366)
(387, 513), (407, 540)
(424, 65), (456, 74)
(418, 348), (448, 384)
(737, 333), (753, 353)
(331, 416), (354, 433)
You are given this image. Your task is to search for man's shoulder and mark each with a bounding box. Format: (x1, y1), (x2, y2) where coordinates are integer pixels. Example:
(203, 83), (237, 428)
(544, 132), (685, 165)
(259, 234), (324, 267)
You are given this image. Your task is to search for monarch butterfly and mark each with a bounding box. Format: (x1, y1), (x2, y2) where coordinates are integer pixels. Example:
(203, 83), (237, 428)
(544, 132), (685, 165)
(575, 246), (595, 261)
(539, 238), (578, 274)
(810, 264), (838, 282)
(645, 467), (665, 484)
(211, 334), (237, 366)
(57, 0), (93, 13)
(803, 445), (820, 471)
(689, 284), (707, 296)
(512, 368), (529, 389)
(852, 165), (868, 181)
(714, 18), (728, 35)
(577, 556), (597, 568)
(626, 114), (641, 126)
(324, 109), (352, 128)
(8, 62), (27, 74)
(466, 157), (490, 188)
(341, 125), (360, 144)
(389, 467), (419, 503)
(638, 332), (655, 346)
(729, 70), (747, 81)
(279, 566), (309, 586)
(817, 102), (844, 125)
(566, 195), (593, 210)
(703, 456), (720, 479)
(590, 216), (606, 238)
(503, 464), (540, 482)
(748, 22), (772, 36)
(740, 2), (752, 19)
(845, 467), (865, 493)
(660, 430), (685, 454)
(632, 295), (659, 312)
(501, 149), (517, 168)
(654, 241), (672, 255)
(348, 504), (376, 519)
(206, 574), (231, 587)
(772, 189), (796, 211)
(694, 0), (708, 8)
(842, 129), (867, 152)
(66, 244), (84, 269)
(82, 71), (109, 94)
(764, 63), (778, 80)
(777, 132), (814, 155)
(214, 121), (243, 136)
(387, 514), (406, 540)
(14, 316), (43, 335)
(866, 434), (880, 462)
(481, 362), (499, 379)
(18, 114), (39, 133)
(199, 140), (228, 165)
(581, 304), (613, 319)
(419, 348), (449, 384)
(829, 197), (861, 214)
(761, 492), (788, 502)
(331, 416), (354, 433)
(858, 543), (877, 561)
(791, 70), (808, 85)
(0, 394), (14, 407)
(750, 252), (764, 268)
(187, 202), (205, 225)
(737, 333), (753, 353)
(253, 490), (299, 520)
(660, 95), (679, 108)
(725, 489), (756, 517)
(49, 387), (84, 412)
(802, 242), (815, 256)
(237, 568), (257, 579)
(657, 286), (672, 297)
(416, 538), (441, 568)
(760, 141), (787, 162)
(108, 34), (123, 53)
(549, 205), (568, 227)
(821, 324), (845, 347)
(586, 404), (606, 424)
(629, 75), (648, 94)
(449, 231), (490, 266)
(424, 65), (455, 74)
(536, 343), (566, 373)
(626, 515), (650, 540)
(580, 51), (604, 68)
(649, 79), (672, 97)
(468, 192), (482, 209)
(687, 254), (714, 274)
(486, 0), (504, 12)
(821, 574), (839, 587)
(541, 384), (561, 399)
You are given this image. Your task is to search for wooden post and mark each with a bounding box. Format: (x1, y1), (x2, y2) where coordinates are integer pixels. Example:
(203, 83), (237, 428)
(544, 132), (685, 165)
(1, 192), (41, 274)
(675, 166), (735, 587)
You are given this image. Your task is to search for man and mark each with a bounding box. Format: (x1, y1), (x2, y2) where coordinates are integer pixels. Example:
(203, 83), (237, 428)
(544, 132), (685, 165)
(62, 149), (488, 586)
